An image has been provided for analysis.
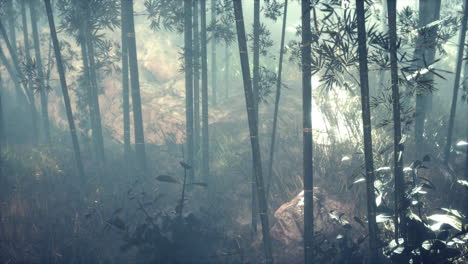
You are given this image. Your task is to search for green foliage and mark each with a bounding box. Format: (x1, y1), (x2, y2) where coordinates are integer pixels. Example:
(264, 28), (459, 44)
(145, 0), (184, 33)
(257, 66), (277, 104)
(384, 210), (467, 263)
(249, 23), (274, 57)
(377, 156), (468, 263)
(207, 0), (236, 45)
(57, 0), (120, 37)
(116, 209), (227, 263)
(2, 145), (63, 179)
(262, 0), (284, 22)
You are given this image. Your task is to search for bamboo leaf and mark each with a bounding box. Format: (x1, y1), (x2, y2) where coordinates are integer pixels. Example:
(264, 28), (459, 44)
(428, 214), (462, 231)
(189, 182), (208, 188)
(179, 161), (192, 170)
(156, 175), (180, 184)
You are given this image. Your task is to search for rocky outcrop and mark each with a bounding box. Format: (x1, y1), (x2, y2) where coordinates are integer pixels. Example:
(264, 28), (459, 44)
(269, 188), (367, 263)
(271, 188), (365, 244)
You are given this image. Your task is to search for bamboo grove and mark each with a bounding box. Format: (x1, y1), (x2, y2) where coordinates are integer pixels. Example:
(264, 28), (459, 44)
(0, 0), (467, 263)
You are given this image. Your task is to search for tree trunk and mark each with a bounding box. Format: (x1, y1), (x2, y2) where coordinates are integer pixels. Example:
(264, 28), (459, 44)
(413, 0), (441, 152)
(356, 1), (379, 262)
(464, 51), (468, 183)
(211, 0), (217, 105)
(0, 72), (5, 144)
(465, 127), (468, 180)
(387, 0), (406, 241)
(30, 0), (51, 144)
(233, 1), (273, 263)
(6, 0), (21, 103)
(224, 42), (229, 98)
(0, 21), (30, 104)
(251, 0), (261, 234)
(184, 0), (194, 182)
(444, 0), (468, 164)
(193, 0), (200, 177)
(267, 0), (288, 197)
(85, 26), (105, 163)
(121, 0), (131, 168)
(377, 0), (388, 93)
(301, 0), (314, 262)
(123, 0), (148, 175)
(0, 72), (3, 180)
(201, 0), (209, 181)
(21, 0), (38, 144)
(44, 0), (85, 179)
(78, 25), (100, 163)
(253, 0), (260, 109)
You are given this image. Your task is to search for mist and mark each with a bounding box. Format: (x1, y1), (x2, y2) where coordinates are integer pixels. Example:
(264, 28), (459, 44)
(0, 0), (467, 263)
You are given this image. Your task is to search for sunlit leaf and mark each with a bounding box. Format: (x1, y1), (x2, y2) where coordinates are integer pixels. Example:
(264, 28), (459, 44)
(428, 214), (462, 231)
(408, 211), (422, 222)
(457, 180), (468, 188)
(393, 246), (404, 254)
(399, 134), (407, 144)
(376, 166), (391, 172)
(353, 177), (365, 184)
(341, 156), (351, 162)
(440, 208), (464, 219)
(329, 210), (340, 221)
(376, 214), (392, 223)
(376, 193), (382, 207)
(403, 167), (412, 172)
(422, 240), (432, 250)
(451, 237), (465, 244)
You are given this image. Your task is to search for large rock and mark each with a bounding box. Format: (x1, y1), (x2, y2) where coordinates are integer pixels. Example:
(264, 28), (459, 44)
(269, 188), (367, 263)
(271, 188), (365, 244)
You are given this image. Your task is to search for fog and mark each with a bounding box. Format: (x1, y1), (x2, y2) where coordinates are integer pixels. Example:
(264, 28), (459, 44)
(0, 0), (467, 263)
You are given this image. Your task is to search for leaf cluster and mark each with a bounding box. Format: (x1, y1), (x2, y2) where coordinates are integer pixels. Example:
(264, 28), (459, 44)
(145, 0), (184, 33)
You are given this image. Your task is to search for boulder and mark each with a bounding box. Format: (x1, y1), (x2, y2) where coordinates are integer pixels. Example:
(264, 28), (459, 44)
(269, 188), (367, 263)
(271, 187), (365, 244)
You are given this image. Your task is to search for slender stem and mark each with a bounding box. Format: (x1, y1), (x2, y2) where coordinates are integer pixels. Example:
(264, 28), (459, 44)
(193, 0), (200, 179)
(30, 0), (51, 144)
(301, 0), (314, 262)
(444, 0), (468, 164)
(44, 0), (85, 179)
(124, 0), (147, 174)
(201, 0), (209, 181)
(387, 0), (406, 241)
(356, 1), (379, 261)
(179, 168), (187, 218)
(267, 0), (288, 197)
(233, 1), (273, 262)
(184, 0), (194, 183)
(121, 0), (131, 168)
(211, 0), (217, 105)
